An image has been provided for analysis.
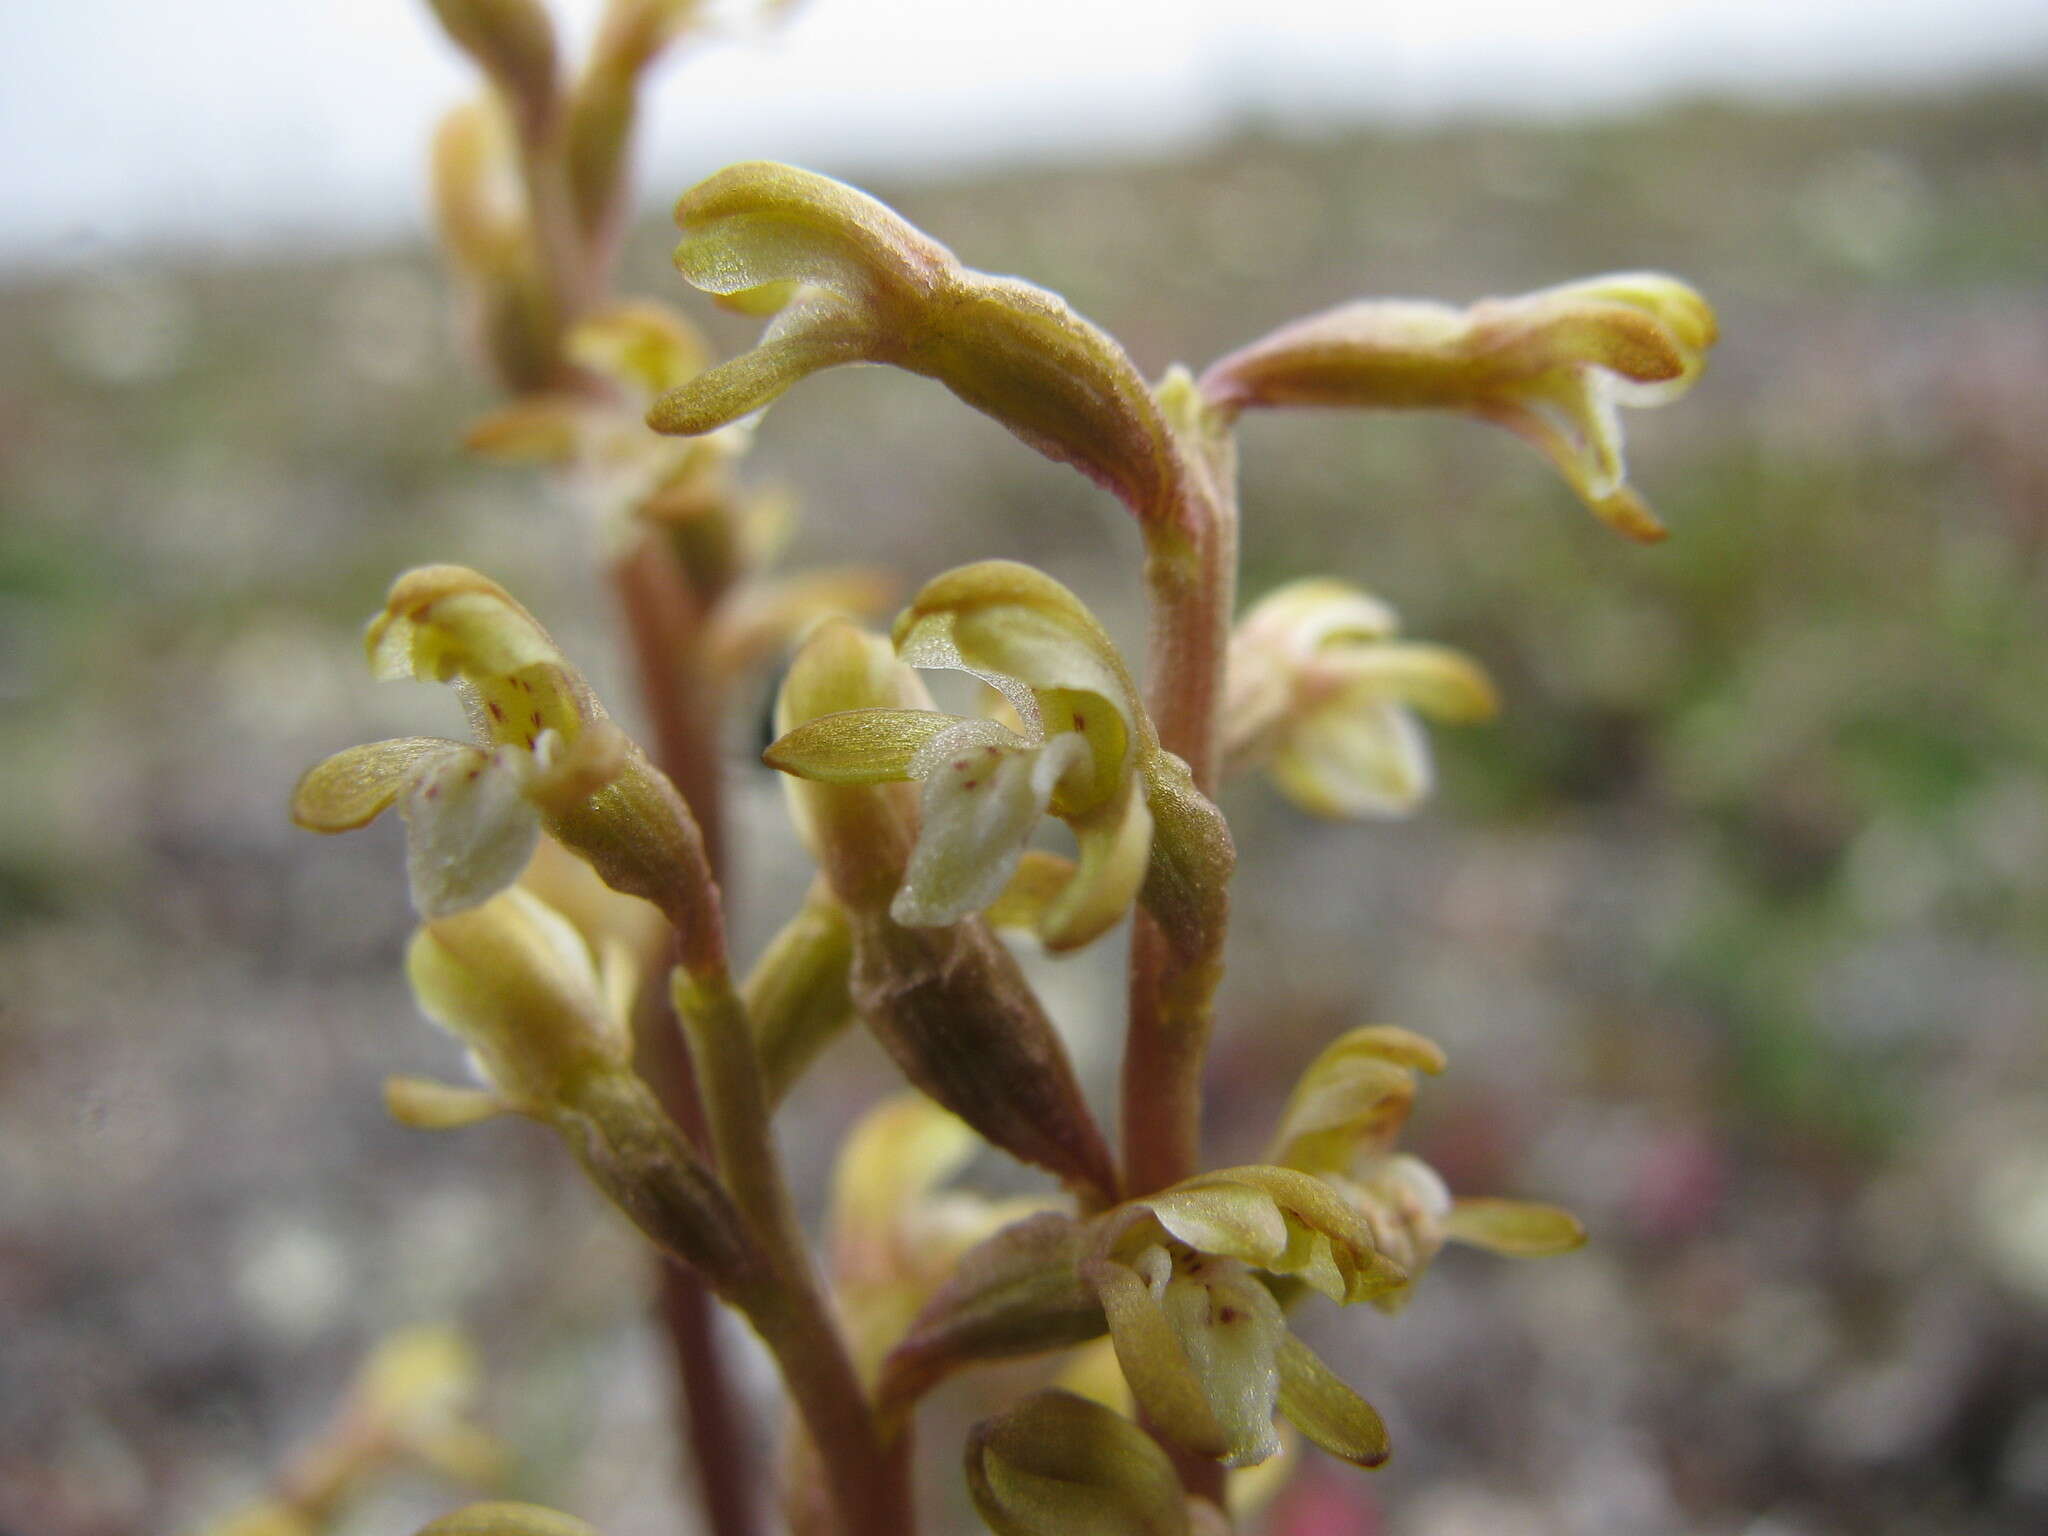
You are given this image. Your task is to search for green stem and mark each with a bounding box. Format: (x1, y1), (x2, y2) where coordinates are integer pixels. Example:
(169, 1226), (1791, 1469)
(676, 977), (916, 1536)
(563, 1069), (912, 1536)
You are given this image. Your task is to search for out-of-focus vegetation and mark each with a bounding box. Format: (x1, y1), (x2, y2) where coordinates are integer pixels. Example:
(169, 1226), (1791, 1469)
(4, 81), (2046, 1535)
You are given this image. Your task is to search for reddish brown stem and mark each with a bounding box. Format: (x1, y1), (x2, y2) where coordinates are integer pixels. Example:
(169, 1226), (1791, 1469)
(611, 536), (758, 1536)
(614, 535), (728, 878)
(1122, 422), (1239, 1200)
(641, 988), (762, 1536)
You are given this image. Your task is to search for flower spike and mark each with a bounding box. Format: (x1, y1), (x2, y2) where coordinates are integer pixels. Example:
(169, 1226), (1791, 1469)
(647, 162), (1184, 529)
(1201, 273), (1718, 540)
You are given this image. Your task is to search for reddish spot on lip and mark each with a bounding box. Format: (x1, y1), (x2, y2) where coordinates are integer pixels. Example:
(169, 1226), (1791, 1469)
(488, 700), (505, 721)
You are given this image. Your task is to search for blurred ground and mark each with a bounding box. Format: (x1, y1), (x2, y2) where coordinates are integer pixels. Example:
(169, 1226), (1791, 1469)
(3, 80), (2047, 1536)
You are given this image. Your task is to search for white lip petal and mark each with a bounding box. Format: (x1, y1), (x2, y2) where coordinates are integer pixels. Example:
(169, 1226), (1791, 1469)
(401, 746), (543, 918)
(890, 739), (1054, 929)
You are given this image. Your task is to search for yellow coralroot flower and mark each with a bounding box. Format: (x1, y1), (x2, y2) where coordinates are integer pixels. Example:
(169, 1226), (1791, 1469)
(766, 560), (1157, 952)
(1083, 1165), (1404, 1471)
(1268, 1026), (1586, 1312)
(292, 567), (628, 918)
(644, 161), (1185, 530)
(1201, 273), (1718, 541)
(197, 1328), (504, 1536)
(828, 1094), (1052, 1382)
(1224, 578), (1497, 819)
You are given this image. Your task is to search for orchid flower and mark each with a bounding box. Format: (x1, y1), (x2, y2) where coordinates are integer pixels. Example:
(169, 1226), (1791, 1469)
(766, 560), (1158, 952)
(1202, 273), (1718, 541)
(292, 566), (628, 917)
(1224, 577), (1497, 818)
(1268, 1025), (1586, 1312)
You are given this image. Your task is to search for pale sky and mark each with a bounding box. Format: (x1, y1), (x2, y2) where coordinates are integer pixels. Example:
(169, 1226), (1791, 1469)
(4, 0), (2046, 268)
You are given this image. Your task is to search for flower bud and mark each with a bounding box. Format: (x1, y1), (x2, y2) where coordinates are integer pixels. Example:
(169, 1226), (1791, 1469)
(742, 880), (857, 1107)
(425, 0), (559, 141)
(965, 1391), (1192, 1536)
(405, 886), (634, 1114)
(880, 1210), (1104, 1416)
(430, 100), (558, 392)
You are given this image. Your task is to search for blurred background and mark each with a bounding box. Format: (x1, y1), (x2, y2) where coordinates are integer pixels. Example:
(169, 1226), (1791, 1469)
(4, 2), (2047, 1533)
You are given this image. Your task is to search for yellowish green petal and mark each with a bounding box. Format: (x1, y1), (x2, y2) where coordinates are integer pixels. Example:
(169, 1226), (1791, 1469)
(1324, 642), (1499, 724)
(1269, 1025), (1443, 1173)
(384, 1074), (516, 1129)
(1040, 783), (1153, 952)
(1445, 1197), (1588, 1255)
(764, 707), (973, 785)
(1274, 1332), (1389, 1469)
(368, 567), (570, 696)
(832, 1094), (984, 1262)
(894, 561), (1143, 751)
(462, 396), (586, 464)
(965, 1390), (1190, 1536)
(1236, 578), (1400, 654)
(292, 736), (467, 833)
(1176, 1165), (1403, 1304)
(984, 850), (1080, 930)
(646, 293), (877, 435)
(1086, 1256), (1231, 1461)
(566, 301), (709, 400)
(1145, 1183), (1291, 1271)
